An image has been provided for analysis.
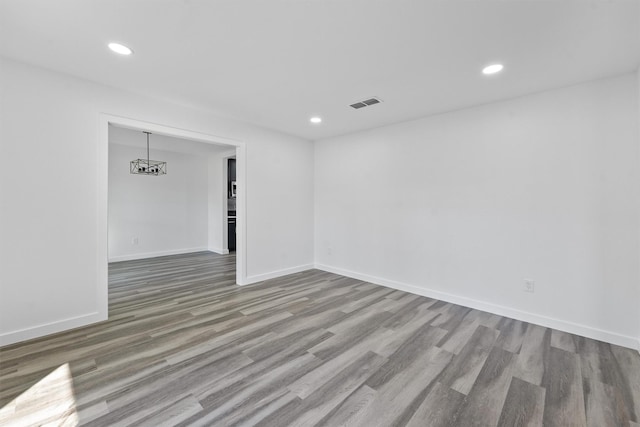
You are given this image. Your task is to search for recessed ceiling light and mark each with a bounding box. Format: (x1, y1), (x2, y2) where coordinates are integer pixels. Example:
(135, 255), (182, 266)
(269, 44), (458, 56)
(108, 42), (133, 55)
(482, 63), (504, 75)
(310, 117), (322, 124)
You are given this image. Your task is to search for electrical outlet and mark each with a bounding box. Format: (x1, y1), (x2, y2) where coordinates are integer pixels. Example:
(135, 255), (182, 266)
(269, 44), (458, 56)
(524, 280), (535, 293)
(132, 237), (139, 245)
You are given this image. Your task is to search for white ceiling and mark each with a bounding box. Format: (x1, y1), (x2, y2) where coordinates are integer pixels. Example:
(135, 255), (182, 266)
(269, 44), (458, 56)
(1, 1), (639, 140)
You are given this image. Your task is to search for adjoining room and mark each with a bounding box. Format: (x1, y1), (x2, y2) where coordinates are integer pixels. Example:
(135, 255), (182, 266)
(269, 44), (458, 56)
(108, 125), (236, 262)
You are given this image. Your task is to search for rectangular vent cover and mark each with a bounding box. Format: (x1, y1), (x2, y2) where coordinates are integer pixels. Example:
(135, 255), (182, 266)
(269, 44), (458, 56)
(350, 97), (382, 110)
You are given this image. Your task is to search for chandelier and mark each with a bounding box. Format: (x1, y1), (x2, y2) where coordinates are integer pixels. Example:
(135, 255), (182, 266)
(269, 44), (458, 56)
(130, 131), (167, 176)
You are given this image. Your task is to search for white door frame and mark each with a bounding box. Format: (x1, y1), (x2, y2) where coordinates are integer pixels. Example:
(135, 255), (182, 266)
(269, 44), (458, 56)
(97, 113), (248, 320)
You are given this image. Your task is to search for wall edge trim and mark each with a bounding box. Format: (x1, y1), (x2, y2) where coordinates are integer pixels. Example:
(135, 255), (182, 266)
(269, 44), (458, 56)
(0, 312), (105, 348)
(208, 248), (230, 255)
(314, 263), (639, 350)
(244, 264), (315, 285)
(108, 247), (211, 262)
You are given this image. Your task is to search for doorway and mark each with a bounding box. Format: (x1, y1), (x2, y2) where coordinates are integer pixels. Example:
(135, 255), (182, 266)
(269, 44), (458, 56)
(97, 114), (248, 321)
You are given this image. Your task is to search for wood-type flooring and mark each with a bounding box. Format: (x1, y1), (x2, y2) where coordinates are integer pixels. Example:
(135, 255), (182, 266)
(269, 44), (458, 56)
(1, 251), (640, 426)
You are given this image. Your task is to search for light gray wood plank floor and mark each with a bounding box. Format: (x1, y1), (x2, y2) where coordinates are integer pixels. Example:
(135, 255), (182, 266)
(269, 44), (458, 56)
(1, 251), (639, 426)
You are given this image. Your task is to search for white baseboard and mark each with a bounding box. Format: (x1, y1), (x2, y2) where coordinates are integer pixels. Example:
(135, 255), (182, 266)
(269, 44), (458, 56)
(0, 312), (106, 348)
(109, 247), (210, 262)
(315, 263), (639, 351)
(244, 264), (315, 285)
(208, 248), (230, 255)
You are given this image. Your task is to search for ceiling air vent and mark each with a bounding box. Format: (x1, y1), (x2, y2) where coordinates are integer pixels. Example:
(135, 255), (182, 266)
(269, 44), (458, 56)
(350, 97), (382, 110)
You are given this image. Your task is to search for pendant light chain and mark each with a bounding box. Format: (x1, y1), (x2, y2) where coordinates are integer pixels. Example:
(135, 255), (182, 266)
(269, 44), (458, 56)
(146, 131), (151, 167)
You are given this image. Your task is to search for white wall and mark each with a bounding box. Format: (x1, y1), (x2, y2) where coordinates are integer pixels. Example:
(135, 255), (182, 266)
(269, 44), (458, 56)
(0, 57), (314, 345)
(315, 73), (640, 348)
(108, 142), (210, 261)
(207, 153), (224, 255)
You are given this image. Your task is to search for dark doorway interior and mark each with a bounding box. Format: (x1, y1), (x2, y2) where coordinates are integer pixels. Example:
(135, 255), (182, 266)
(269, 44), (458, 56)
(228, 158), (237, 252)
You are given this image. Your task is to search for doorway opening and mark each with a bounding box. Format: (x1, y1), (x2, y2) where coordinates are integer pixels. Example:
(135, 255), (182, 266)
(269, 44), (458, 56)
(97, 114), (248, 321)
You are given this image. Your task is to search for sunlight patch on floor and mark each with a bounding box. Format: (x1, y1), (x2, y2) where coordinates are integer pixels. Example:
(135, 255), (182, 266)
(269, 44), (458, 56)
(0, 363), (79, 426)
